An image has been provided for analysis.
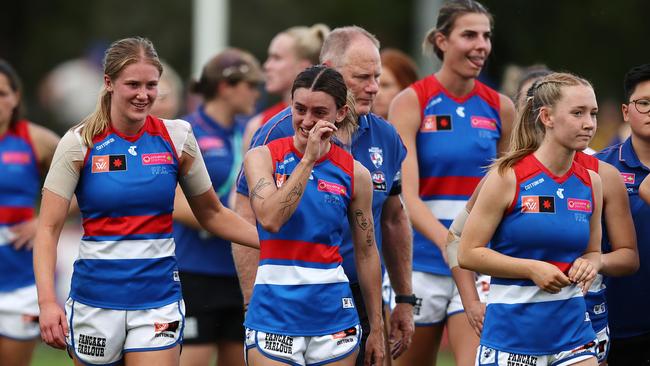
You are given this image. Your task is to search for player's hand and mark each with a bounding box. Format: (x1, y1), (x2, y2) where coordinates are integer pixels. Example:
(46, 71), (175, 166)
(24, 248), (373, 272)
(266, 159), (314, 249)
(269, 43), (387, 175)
(39, 301), (69, 349)
(568, 257), (598, 294)
(10, 218), (37, 250)
(464, 299), (486, 337)
(303, 120), (337, 163)
(364, 327), (385, 366)
(529, 261), (571, 293)
(389, 303), (414, 359)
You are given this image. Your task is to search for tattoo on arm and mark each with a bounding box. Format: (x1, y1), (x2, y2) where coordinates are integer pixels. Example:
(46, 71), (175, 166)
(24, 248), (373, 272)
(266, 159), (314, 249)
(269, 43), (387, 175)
(279, 183), (303, 217)
(354, 209), (375, 246)
(251, 178), (271, 203)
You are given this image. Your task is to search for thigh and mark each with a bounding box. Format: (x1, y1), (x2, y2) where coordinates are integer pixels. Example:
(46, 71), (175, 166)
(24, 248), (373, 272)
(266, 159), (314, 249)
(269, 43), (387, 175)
(66, 298), (126, 365)
(247, 347), (295, 366)
(447, 312), (479, 366)
(179, 344), (217, 366)
(124, 344), (180, 366)
(0, 336), (37, 366)
(124, 300), (185, 354)
(217, 340), (245, 366)
(393, 324), (444, 366)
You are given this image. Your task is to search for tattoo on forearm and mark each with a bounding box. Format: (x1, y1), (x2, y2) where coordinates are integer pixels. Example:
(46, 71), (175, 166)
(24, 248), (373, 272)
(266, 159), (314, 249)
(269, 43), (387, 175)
(354, 209), (375, 246)
(279, 183), (303, 216)
(251, 178), (271, 203)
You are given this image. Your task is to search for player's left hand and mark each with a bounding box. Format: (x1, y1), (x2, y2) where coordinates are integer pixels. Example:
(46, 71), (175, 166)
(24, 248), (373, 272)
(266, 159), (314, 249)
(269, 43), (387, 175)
(364, 327), (385, 366)
(10, 218), (37, 250)
(389, 303), (414, 359)
(568, 257), (597, 293)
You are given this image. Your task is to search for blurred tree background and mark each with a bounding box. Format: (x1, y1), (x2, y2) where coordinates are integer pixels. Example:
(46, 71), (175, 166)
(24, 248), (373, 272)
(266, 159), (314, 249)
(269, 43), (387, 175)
(1, 0), (647, 147)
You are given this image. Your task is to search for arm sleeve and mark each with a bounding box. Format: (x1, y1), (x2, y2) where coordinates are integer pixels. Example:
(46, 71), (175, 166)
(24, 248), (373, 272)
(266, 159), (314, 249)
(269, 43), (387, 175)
(42, 130), (84, 200)
(177, 125), (213, 197)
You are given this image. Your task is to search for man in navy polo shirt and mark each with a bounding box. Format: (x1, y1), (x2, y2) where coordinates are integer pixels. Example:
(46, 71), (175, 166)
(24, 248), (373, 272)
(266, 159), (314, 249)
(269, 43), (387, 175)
(596, 63), (650, 365)
(232, 26), (414, 365)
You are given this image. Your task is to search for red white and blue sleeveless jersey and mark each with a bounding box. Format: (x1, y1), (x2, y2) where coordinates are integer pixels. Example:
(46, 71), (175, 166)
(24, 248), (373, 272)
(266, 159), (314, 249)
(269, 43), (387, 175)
(0, 120), (40, 292)
(173, 106), (241, 276)
(574, 152), (609, 334)
(482, 154), (596, 354)
(244, 137), (359, 336)
(236, 108), (406, 283)
(72, 116), (181, 309)
(597, 139), (650, 339)
(411, 75), (501, 275)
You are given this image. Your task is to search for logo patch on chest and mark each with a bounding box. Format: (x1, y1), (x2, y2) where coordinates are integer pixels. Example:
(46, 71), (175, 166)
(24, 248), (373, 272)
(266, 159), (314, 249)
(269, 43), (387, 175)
(521, 195), (555, 213)
(142, 152), (173, 165)
(620, 172), (635, 184)
(318, 179), (346, 195)
(567, 198), (592, 212)
(420, 115), (452, 132)
(470, 116), (497, 131)
(1, 151), (31, 165)
(92, 154), (127, 173)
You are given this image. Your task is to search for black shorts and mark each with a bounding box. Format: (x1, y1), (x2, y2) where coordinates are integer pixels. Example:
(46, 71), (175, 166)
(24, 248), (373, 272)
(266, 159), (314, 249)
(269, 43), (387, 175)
(180, 272), (245, 344)
(608, 331), (650, 365)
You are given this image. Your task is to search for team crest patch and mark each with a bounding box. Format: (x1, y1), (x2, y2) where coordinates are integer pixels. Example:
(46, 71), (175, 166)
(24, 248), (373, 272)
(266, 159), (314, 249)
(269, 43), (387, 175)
(142, 152), (173, 165)
(471, 116), (497, 131)
(521, 195), (555, 213)
(318, 179), (346, 195)
(420, 115), (452, 132)
(620, 172), (635, 184)
(92, 154), (127, 173)
(567, 198), (592, 212)
(369, 147), (383, 168)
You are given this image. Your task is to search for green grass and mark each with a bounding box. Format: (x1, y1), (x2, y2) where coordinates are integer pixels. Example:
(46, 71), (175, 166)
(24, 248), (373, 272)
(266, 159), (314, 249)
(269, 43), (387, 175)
(31, 344), (456, 365)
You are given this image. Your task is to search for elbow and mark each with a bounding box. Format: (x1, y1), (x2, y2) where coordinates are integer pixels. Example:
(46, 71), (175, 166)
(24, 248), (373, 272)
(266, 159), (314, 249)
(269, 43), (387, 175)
(257, 217), (281, 233)
(625, 253), (640, 275)
(457, 248), (469, 270)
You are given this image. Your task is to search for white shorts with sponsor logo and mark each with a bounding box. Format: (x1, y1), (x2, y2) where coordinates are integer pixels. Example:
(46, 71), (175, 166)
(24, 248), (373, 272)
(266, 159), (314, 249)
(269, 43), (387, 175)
(245, 325), (361, 366)
(476, 341), (597, 366)
(387, 271), (462, 325)
(594, 326), (609, 363)
(0, 284), (40, 340)
(65, 298), (184, 365)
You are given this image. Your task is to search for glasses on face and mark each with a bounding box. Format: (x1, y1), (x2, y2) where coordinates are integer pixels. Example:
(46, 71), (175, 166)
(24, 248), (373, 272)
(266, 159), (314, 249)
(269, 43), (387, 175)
(629, 98), (650, 114)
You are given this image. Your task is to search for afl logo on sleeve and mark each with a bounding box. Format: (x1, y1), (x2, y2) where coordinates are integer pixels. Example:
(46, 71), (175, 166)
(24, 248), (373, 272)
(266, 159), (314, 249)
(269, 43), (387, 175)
(92, 154), (127, 173)
(371, 171), (387, 191)
(420, 115), (452, 132)
(521, 195), (555, 213)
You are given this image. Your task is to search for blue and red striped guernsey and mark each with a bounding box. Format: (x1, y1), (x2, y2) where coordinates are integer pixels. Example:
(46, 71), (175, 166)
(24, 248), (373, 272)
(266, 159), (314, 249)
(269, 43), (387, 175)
(0, 120), (40, 292)
(482, 154), (596, 354)
(245, 137), (360, 336)
(411, 75), (501, 275)
(72, 116), (181, 310)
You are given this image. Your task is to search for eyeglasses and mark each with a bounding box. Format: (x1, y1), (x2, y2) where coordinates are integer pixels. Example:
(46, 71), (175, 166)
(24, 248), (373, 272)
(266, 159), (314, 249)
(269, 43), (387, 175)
(629, 98), (650, 114)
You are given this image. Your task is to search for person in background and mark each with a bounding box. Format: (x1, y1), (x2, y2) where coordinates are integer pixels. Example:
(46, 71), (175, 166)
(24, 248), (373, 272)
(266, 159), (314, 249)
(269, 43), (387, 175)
(151, 60), (184, 119)
(172, 48), (262, 366)
(388, 0), (514, 364)
(372, 49), (418, 121)
(33, 36), (259, 366)
(0, 58), (59, 366)
(241, 24), (330, 152)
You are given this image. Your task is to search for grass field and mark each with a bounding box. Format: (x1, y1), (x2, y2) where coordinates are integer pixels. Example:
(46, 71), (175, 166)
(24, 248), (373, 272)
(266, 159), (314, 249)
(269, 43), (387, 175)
(31, 344), (456, 365)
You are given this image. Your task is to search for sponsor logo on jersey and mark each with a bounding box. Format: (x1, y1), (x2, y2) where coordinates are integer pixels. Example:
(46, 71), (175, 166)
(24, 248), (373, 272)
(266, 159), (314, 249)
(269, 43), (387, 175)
(263, 333), (293, 355)
(318, 179), (346, 195)
(372, 171), (387, 191)
(154, 321), (180, 338)
(620, 172), (635, 184)
(92, 154), (127, 173)
(556, 188), (564, 199)
(197, 136), (224, 150)
(420, 115), (452, 132)
(523, 177), (545, 191)
(521, 195), (555, 213)
(593, 303), (606, 315)
(142, 152), (173, 165)
(95, 137), (115, 151)
(456, 106), (465, 117)
(369, 147), (383, 168)
(470, 116), (497, 131)
(128, 145), (137, 156)
(332, 327), (357, 339)
(78, 333), (107, 357)
(568, 198), (592, 212)
(1, 151), (31, 164)
(342, 297), (355, 309)
(505, 353), (539, 366)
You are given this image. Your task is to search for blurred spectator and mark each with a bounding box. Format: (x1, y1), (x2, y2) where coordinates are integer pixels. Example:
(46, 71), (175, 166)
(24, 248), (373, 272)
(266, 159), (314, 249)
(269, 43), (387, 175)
(38, 42), (106, 127)
(151, 60), (184, 119)
(373, 48), (418, 120)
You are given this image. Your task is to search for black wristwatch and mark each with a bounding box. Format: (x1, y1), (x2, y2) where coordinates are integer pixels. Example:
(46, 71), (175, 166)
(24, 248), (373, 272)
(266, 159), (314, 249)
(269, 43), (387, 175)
(394, 294), (417, 306)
